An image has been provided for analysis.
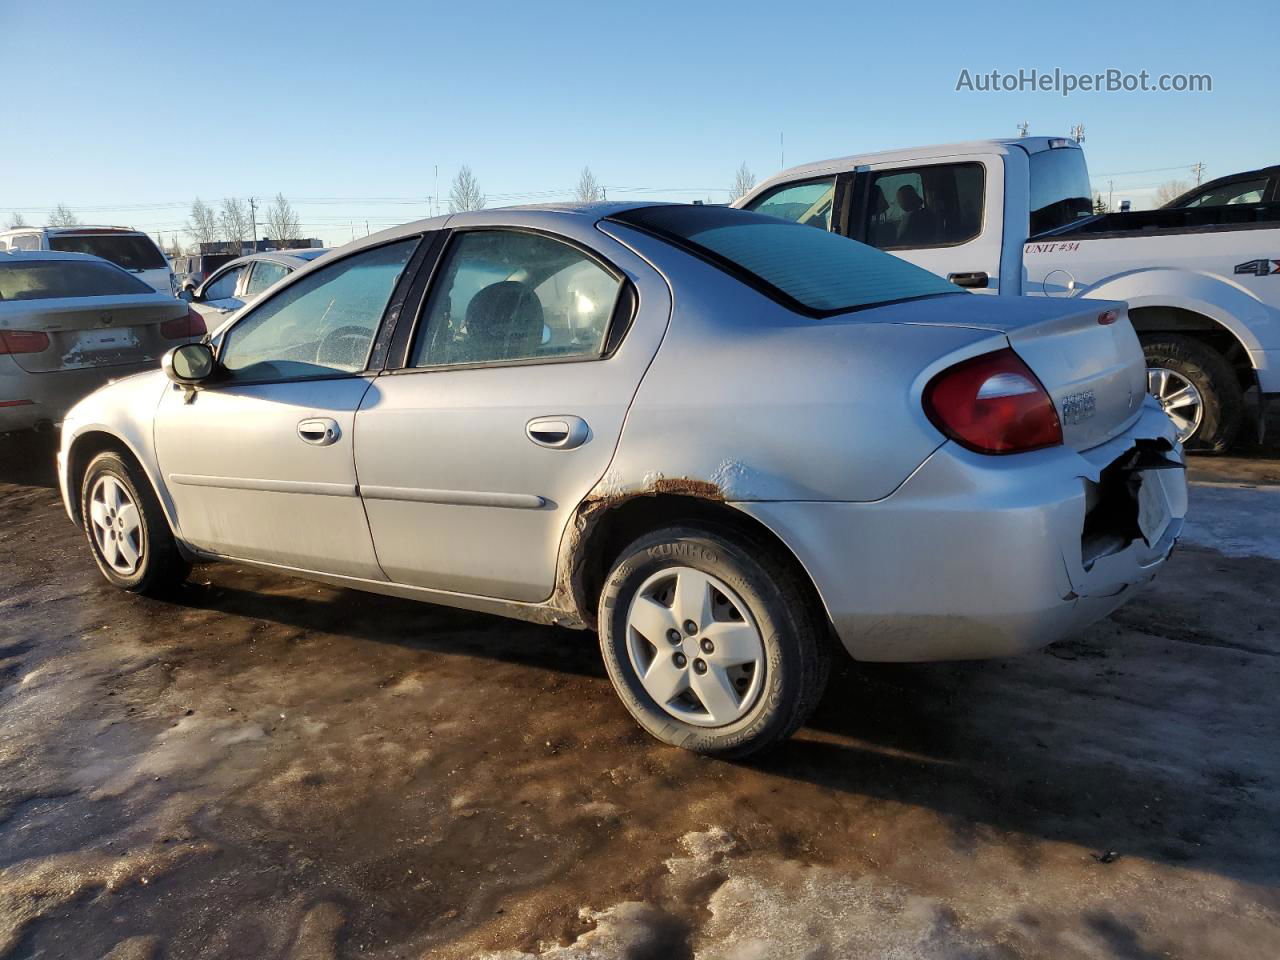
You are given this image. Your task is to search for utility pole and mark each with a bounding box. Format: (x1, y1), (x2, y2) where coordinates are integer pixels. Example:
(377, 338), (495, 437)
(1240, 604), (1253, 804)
(1191, 162), (1206, 185)
(433, 165), (439, 217)
(1108, 179), (1115, 211)
(780, 131), (785, 170)
(248, 197), (258, 253)
(1017, 120), (1029, 138)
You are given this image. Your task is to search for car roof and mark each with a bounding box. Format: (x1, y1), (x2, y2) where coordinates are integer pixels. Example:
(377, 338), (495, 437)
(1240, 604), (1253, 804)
(0, 225), (147, 236)
(214, 249), (333, 272)
(0, 249), (115, 264)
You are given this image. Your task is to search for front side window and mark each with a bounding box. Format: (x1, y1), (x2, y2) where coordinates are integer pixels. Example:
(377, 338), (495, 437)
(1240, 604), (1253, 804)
(741, 178), (836, 229)
(244, 260), (290, 296)
(0, 260), (152, 301)
(48, 233), (166, 270)
(203, 265), (246, 301)
(865, 163), (984, 249)
(219, 238), (418, 381)
(9, 234), (39, 251)
(1179, 178), (1268, 208)
(411, 230), (622, 368)
(612, 205), (959, 315)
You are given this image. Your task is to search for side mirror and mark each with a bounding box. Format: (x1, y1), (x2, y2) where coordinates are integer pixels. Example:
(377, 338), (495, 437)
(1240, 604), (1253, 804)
(177, 287), (195, 302)
(162, 342), (216, 385)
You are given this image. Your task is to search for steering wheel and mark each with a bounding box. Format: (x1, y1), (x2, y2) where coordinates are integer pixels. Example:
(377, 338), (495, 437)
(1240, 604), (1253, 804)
(316, 325), (373, 369)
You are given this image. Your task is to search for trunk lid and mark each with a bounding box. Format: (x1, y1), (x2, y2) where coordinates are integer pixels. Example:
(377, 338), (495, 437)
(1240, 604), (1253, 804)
(0, 295), (187, 373)
(871, 293), (1149, 452)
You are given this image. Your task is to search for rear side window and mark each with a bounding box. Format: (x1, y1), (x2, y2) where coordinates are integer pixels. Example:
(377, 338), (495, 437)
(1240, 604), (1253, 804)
(412, 230), (622, 368)
(1028, 148), (1093, 235)
(48, 233), (166, 271)
(741, 178), (835, 229)
(611, 205), (959, 315)
(244, 260), (290, 295)
(1176, 178), (1268, 208)
(0, 260), (153, 300)
(864, 163), (984, 249)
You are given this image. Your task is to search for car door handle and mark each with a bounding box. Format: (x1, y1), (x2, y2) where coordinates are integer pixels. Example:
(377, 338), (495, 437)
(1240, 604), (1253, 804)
(947, 271), (989, 289)
(297, 418), (341, 446)
(526, 415), (590, 450)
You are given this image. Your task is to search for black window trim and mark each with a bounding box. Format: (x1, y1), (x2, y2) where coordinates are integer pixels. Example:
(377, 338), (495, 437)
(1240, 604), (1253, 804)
(383, 224), (634, 377)
(606, 206), (963, 320)
(204, 234), (426, 389)
(851, 160), (988, 252)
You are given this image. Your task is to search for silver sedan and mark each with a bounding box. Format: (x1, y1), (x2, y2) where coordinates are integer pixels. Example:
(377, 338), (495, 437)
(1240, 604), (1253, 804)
(0, 251), (198, 434)
(57, 203), (1187, 755)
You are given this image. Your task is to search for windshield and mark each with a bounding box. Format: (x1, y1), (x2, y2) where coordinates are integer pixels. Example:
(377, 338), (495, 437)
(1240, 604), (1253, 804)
(1028, 147), (1094, 236)
(611, 205), (960, 315)
(0, 259), (153, 300)
(48, 233), (167, 271)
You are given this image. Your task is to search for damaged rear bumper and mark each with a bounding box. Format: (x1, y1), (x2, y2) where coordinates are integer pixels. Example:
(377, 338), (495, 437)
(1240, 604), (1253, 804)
(735, 399), (1186, 662)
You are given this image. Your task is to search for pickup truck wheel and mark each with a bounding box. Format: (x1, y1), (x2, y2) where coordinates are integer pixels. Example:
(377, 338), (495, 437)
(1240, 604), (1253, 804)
(1141, 335), (1243, 453)
(80, 451), (191, 596)
(597, 524), (830, 758)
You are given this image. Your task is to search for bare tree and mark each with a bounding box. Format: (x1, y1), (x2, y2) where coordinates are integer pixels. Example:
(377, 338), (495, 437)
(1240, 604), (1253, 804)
(219, 197), (251, 253)
(185, 198), (220, 248)
(1155, 179), (1191, 207)
(730, 162), (756, 202)
(264, 193), (301, 245)
(48, 203), (79, 227)
(448, 166), (486, 213)
(575, 166), (602, 203)
(6, 211), (28, 228)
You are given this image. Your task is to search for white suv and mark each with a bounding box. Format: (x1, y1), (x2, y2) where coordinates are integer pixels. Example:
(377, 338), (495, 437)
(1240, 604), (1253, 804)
(0, 225), (174, 295)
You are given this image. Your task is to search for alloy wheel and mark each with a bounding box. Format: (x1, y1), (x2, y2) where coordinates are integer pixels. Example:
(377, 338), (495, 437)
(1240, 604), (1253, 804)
(1147, 366), (1204, 442)
(89, 475), (143, 575)
(625, 566), (766, 727)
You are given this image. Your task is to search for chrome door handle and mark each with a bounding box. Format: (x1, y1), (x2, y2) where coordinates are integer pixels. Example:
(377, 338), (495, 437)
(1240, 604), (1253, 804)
(297, 418), (341, 446)
(526, 415), (590, 450)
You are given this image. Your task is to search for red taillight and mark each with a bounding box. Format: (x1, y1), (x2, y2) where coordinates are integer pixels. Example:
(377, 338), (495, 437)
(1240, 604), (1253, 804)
(160, 307), (207, 340)
(923, 348), (1063, 454)
(0, 330), (51, 355)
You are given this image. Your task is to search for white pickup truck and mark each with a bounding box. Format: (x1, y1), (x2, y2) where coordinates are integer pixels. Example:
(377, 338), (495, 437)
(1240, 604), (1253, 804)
(736, 137), (1280, 451)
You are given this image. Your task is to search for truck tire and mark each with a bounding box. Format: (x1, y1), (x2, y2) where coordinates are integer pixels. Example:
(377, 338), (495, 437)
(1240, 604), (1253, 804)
(597, 524), (830, 757)
(1141, 334), (1243, 453)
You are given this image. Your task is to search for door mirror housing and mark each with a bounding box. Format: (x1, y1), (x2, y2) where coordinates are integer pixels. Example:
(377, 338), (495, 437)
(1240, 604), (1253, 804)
(162, 342), (217, 385)
(177, 287), (195, 302)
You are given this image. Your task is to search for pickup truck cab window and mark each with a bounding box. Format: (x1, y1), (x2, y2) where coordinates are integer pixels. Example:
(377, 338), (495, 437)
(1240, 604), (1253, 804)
(741, 178), (835, 229)
(1028, 148), (1094, 235)
(865, 162), (984, 249)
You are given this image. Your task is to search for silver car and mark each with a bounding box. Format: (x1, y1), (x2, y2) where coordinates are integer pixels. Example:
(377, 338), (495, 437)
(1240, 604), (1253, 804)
(0, 251), (198, 434)
(180, 248), (330, 333)
(56, 204), (1187, 755)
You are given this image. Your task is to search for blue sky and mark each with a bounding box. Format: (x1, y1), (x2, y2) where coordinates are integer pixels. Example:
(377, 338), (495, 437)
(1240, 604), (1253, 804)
(3, 0), (1270, 246)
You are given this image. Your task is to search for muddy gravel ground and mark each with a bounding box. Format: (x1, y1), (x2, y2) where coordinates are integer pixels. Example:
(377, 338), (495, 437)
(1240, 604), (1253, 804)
(1, 432), (1278, 960)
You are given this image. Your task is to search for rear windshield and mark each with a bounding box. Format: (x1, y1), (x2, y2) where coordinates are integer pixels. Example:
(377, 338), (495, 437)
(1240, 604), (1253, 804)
(48, 233), (167, 271)
(1028, 147), (1094, 236)
(611, 205), (960, 315)
(0, 260), (154, 300)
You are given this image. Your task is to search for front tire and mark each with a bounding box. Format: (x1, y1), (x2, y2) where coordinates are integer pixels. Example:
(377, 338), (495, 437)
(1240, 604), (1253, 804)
(80, 451), (190, 596)
(597, 524), (829, 757)
(1141, 334), (1243, 453)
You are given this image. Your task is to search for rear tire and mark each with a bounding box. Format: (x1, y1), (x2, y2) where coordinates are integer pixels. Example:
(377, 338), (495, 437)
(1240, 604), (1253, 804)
(597, 524), (829, 757)
(80, 451), (190, 596)
(1141, 334), (1243, 453)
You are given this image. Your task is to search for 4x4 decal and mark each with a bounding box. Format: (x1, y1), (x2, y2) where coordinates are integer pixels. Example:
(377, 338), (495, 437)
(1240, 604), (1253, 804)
(1234, 258), (1280, 276)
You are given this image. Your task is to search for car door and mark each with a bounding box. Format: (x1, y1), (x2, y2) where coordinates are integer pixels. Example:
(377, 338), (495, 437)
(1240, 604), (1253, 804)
(190, 261), (251, 329)
(849, 156), (1003, 293)
(354, 218), (671, 602)
(153, 237), (422, 578)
